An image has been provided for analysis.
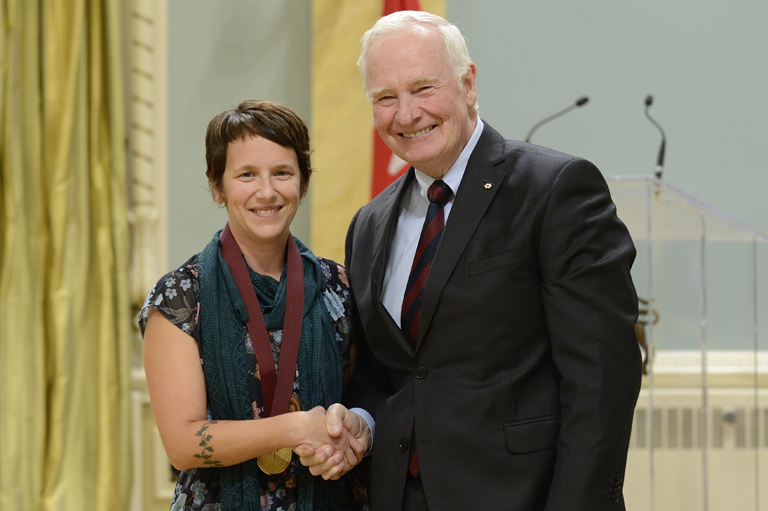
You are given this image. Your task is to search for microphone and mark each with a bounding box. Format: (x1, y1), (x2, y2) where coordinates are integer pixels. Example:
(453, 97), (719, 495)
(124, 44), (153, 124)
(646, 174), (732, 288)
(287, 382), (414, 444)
(525, 96), (589, 143)
(644, 95), (666, 179)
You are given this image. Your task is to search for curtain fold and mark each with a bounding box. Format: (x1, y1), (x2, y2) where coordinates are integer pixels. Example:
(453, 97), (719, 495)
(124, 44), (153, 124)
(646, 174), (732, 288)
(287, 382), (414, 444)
(0, 0), (131, 509)
(0, 1), (47, 509)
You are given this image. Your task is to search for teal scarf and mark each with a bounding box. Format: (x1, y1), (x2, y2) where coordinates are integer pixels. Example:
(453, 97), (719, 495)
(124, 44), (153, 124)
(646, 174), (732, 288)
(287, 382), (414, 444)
(198, 230), (344, 511)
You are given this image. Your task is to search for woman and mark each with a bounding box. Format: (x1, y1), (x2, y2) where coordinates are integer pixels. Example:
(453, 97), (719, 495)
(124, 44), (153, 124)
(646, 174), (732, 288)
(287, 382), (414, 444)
(140, 100), (369, 511)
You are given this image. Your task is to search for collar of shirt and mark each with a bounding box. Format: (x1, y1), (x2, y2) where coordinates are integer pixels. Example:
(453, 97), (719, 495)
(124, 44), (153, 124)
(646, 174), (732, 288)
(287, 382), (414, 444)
(408, 118), (485, 219)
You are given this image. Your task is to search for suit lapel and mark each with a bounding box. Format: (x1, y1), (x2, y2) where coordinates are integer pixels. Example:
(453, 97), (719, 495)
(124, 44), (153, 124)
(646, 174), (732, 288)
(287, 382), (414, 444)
(416, 125), (508, 349)
(370, 169), (417, 356)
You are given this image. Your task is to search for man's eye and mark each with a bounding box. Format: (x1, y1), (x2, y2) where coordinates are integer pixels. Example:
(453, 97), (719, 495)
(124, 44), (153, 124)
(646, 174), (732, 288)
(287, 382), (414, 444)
(240, 172), (253, 178)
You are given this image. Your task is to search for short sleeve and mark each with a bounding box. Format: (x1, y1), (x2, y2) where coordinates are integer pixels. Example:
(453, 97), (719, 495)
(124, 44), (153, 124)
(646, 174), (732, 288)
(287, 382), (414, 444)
(138, 254), (201, 341)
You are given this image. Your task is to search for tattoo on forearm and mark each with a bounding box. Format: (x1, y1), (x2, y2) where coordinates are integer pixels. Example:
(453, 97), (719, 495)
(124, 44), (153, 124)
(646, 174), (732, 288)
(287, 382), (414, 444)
(194, 421), (222, 466)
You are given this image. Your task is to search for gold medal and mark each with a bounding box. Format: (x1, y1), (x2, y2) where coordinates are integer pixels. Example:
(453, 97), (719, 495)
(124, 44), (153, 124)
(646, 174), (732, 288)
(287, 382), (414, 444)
(288, 393), (301, 413)
(256, 393), (301, 475)
(257, 447), (292, 474)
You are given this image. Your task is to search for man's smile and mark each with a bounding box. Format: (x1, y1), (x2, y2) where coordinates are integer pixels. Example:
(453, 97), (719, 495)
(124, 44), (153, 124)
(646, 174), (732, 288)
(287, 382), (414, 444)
(400, 125), (436, 138)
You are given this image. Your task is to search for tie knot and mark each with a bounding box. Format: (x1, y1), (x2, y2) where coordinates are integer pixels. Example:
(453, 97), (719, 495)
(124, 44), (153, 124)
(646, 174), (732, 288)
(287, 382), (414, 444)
(428, 180), (453, 205)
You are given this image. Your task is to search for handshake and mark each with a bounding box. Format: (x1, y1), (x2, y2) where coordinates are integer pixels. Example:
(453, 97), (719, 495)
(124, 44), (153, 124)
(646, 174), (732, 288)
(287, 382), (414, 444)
(293, 403), (371, 480)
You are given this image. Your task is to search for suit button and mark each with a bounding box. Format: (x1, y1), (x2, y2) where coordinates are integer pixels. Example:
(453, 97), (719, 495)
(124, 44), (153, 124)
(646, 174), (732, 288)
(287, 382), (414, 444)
(415, 367), (427, 379)
(399, 437), (409, 452)
(612, 495), (621, 504)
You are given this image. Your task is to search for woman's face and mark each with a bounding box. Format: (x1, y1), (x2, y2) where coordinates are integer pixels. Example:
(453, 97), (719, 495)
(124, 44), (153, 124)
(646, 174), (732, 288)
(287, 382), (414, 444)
(213, 135), (302, 250)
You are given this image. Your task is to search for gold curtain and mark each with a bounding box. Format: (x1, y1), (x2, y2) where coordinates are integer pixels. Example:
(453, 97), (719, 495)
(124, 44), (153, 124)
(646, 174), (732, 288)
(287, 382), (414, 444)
(310, 0), (445, 262)
(0, 0), (132, 509)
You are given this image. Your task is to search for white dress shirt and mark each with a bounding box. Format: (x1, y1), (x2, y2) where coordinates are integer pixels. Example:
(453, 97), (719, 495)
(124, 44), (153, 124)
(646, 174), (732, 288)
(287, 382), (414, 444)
(381, 119), (484, 325)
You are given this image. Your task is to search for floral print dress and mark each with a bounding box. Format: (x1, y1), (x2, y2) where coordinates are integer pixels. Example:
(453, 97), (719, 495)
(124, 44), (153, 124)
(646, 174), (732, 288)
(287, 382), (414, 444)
(139, 254), (367, 511)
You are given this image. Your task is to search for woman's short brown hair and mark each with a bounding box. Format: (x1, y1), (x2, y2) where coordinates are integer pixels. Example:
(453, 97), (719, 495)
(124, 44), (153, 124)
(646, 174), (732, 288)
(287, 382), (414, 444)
(205, 100), (313, 199)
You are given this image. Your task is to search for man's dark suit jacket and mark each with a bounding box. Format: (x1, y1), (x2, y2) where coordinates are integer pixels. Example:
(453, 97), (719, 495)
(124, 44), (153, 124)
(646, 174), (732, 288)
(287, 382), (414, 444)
(344, 122), (642, 511)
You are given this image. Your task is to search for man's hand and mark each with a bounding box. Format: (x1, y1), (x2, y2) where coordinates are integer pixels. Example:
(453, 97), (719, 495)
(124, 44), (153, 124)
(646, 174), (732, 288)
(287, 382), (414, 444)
(294, 403), (371, 480)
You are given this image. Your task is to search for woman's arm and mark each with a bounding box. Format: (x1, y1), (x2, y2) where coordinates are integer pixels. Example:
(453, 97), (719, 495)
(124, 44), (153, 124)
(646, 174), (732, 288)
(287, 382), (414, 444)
(143, 308), (362, 471)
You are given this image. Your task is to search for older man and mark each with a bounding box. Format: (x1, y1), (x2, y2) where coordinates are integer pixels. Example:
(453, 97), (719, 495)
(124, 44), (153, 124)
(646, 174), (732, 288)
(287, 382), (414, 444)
(305, 11), (642, 511)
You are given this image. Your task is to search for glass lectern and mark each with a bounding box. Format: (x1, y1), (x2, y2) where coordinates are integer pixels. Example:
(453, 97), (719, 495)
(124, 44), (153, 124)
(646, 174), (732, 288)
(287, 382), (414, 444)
(607, 177), (768, 511)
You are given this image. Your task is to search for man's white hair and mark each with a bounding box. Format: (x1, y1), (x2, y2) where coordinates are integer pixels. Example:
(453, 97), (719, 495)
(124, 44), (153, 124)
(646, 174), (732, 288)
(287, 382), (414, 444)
(358, 11), (477, 111)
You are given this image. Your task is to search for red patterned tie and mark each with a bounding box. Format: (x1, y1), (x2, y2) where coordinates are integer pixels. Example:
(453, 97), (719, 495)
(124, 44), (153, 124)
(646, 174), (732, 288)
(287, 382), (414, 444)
(401, 179), (453, 477)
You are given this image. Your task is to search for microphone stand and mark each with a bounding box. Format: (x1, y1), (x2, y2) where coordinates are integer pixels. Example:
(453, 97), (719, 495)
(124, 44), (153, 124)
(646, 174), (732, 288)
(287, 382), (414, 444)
(644, 95), (667, 180)
(525, 96), (589, 143)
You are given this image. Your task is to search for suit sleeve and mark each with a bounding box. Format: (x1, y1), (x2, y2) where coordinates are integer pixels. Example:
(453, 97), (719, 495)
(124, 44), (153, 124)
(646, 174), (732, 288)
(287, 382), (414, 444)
(342, 209), (393, 423)
(538, 159), (642, 510)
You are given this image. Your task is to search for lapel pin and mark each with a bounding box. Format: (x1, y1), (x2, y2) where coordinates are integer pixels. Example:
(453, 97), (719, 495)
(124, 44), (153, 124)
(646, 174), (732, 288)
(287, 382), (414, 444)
(484, 182), (493, 189)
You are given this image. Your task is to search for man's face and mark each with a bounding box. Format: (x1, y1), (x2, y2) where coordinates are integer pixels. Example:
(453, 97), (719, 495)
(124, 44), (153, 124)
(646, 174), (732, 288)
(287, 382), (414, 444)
(365, 26), (477, 179)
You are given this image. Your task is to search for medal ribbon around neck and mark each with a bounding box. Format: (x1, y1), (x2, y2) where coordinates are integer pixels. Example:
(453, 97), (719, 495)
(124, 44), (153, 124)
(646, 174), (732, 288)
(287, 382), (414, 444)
(219, 222), (303, 419)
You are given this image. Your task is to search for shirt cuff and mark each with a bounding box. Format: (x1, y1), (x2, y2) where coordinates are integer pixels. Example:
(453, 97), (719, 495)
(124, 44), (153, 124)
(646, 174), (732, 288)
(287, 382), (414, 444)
(350, 407), (375, 455)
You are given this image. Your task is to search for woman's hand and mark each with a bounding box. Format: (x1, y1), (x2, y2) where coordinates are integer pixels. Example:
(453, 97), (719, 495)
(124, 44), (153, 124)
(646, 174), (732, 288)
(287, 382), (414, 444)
(294, 404), (371, 480)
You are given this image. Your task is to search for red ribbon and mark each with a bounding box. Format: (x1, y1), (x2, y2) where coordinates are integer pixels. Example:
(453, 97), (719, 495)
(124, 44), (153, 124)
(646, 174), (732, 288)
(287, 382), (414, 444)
(219, 223), (304, 417)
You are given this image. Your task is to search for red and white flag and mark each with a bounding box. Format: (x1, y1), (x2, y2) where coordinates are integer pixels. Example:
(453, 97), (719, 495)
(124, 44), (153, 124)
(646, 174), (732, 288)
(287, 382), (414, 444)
(370, 0), (422, 198)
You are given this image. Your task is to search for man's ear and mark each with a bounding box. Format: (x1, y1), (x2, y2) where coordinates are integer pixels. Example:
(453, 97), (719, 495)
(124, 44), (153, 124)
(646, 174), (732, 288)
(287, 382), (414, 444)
(463, 62), (478, 109)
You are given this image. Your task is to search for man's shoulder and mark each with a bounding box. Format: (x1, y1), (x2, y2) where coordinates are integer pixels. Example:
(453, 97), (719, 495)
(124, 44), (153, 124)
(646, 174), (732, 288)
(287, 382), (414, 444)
(477, 120), (587, 173)
(353, 170), (411, 224)
(506, 139), (584, 165)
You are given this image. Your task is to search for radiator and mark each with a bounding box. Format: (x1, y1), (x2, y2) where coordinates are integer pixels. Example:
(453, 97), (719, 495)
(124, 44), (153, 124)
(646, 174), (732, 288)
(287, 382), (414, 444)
(623, 354), (768, 511)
